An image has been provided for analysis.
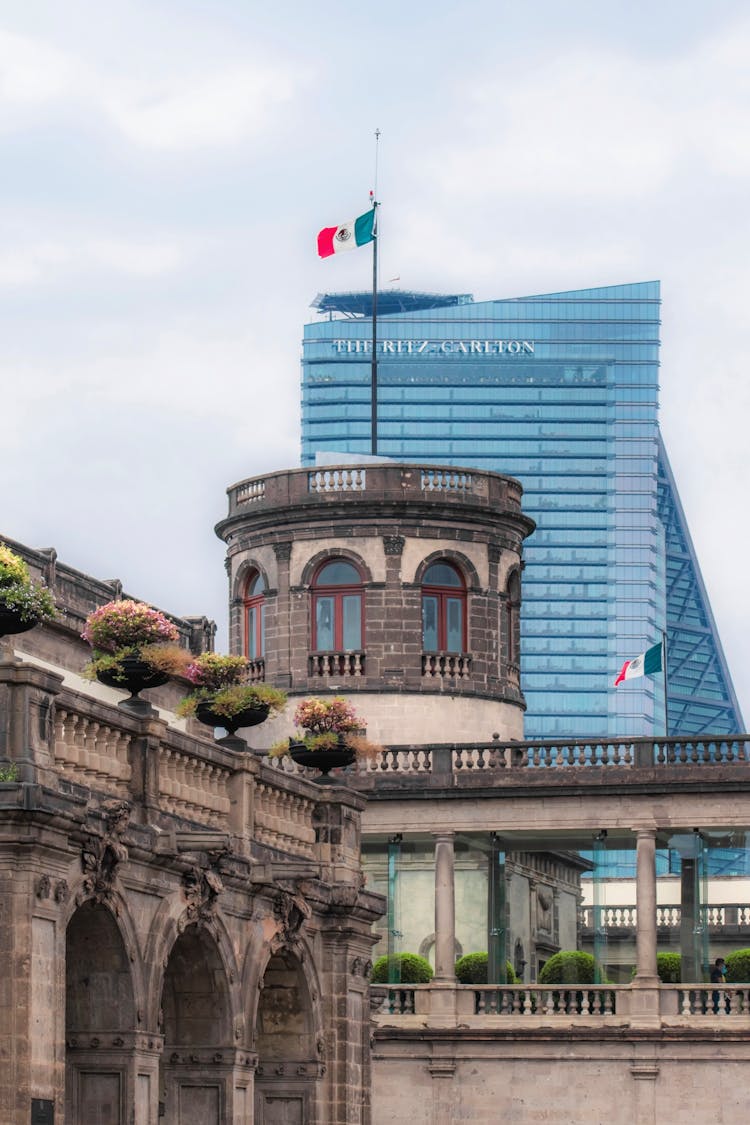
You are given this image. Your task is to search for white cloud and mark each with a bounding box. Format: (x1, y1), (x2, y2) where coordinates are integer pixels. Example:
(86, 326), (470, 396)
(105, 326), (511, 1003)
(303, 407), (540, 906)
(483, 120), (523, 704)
(0, 25), (303, 152)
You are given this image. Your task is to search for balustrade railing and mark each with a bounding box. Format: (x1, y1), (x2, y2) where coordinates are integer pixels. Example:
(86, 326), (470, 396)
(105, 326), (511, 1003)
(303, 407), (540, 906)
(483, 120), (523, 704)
(254, 780), (317, 858)
(579, 904), (750, 930)
(308, 467), (366, 493)
(158, 744), (231, 830)
(422, 653), (472, 679)
(421, 468), (473, 492)
(471, 985), (618, 1017)
(354, 734), (750, 785)
(235, 478), (266, 505)
(667, 986), (750, 1018)
(308, 651), (365, 678)
(54, 708), (132, 796)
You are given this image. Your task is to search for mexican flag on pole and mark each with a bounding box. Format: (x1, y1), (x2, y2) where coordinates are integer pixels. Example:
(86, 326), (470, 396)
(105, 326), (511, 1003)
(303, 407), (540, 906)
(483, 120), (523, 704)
(614, 642), (663, 686)
(317, 209), (375, 258)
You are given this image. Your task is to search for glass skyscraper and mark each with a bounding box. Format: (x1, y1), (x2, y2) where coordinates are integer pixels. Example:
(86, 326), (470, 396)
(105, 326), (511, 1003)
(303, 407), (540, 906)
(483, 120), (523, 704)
(301, 283), (743, 739)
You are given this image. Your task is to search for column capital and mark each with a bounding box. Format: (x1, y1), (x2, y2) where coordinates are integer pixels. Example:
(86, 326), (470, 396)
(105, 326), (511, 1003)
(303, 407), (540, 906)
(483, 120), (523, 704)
(431, 830), (455, 843)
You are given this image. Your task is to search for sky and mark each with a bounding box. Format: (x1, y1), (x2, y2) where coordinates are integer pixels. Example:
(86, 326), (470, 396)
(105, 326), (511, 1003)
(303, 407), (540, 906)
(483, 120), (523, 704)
(3, 0), (750, 723)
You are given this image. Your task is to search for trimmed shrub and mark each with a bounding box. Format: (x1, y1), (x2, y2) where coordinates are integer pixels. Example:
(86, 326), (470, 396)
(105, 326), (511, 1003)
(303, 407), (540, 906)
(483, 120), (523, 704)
(538, 951), (595, 985)
(371, 953), (434, 984)
(657, 952), (681, 983)
(454, 952), (518, 984)
(725, 949), (750, 983)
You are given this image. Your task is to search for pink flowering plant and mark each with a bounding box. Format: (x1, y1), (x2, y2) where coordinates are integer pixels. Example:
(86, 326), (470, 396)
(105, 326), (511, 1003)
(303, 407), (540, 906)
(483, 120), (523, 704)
(270, 696), (380, 759)
(82, 599), (190, 683)
(82, 600), (180, 651)
(0, 544), (55, 624)
(177, 652), (286, 720)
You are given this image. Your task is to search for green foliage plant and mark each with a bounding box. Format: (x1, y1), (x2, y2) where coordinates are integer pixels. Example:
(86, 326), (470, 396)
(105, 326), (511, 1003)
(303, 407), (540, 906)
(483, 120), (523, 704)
(0, 763), (19, 782)
(176, 653), (287, 720)
(0, 544), (55, 624)
(370, 953), (434, 984)
(657, 952), (681, 983)
(725, 949), (750, 983)
(537, 951), (596, 985)
(454, 952), (518, 984)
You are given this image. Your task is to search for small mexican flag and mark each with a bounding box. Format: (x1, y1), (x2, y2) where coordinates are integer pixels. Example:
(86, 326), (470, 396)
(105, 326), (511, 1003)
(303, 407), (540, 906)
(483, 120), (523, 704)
(614, 642), (663, 686)
(317, 209), (375, 258)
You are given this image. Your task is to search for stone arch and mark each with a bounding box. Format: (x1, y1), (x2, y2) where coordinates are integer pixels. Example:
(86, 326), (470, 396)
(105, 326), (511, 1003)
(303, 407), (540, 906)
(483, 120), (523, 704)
(158, 921), (239, 1125)
(299, 547), (373, 588)
(65, 899), (138, 1124)
(232, 556), (271, 602)
(143, 891), (241, 1033)
(412, 548), (481, 590)
(250, 936), (325, 1123)
(243, 930), (324, 1051)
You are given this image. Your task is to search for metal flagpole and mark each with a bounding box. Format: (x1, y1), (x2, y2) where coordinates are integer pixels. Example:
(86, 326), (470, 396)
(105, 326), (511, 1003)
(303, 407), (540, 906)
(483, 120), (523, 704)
(662, 629), (669, 738)
(370, 128), (381, 456)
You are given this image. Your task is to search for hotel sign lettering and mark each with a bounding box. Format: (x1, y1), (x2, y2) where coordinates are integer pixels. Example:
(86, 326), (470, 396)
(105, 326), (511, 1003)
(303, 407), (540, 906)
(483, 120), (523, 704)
(331, 339), (535, 356)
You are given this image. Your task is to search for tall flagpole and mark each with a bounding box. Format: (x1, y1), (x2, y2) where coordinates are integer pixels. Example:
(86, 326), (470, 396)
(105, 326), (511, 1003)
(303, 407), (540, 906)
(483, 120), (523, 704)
(370, 128), (381, 456)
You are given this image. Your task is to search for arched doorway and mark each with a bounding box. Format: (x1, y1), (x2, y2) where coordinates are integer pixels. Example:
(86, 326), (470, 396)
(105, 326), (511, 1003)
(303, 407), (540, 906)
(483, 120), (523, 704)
(254, 951), (319, 1124)
(160, 925), (234, 1124)
(65, 902), (136, 1125)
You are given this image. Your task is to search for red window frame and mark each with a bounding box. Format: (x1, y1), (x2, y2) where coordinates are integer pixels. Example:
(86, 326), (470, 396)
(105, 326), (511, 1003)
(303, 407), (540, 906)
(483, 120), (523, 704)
(311, 559), (364, 652)
(421, 561), (467, 653)
(243, 570), (265, 660)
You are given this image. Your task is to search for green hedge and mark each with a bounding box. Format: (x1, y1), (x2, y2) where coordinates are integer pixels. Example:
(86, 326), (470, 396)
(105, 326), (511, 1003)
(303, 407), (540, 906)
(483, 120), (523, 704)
(454, 952), (518, 984)
(725, 949), (750, 983)
(370, 953), (434, 984)
(538, 951), (595, 985)
(656, 952), (681, 983)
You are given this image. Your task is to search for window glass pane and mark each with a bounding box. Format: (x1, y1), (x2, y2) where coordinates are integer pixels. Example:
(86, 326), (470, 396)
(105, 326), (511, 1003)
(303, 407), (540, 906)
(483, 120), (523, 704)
(422, 596), (438, 651)
(342, 594), (362, 649)
(424, 562), (462, 587)
(248, 606), (257, 660)
(316, 597), (334, 650)
(260, 603), (265, 657)
(446, 597), (463, 651)
(316, 561), (361, 586)
(248, 572), (266, 595)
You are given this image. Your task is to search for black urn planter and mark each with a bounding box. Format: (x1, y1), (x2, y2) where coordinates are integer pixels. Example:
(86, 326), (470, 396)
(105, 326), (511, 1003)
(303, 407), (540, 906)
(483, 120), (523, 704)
(195, 700), (270, 736)
(95, 653), (169, 699)
(0, 607), (39, 638)
(288, 738), (356, 777)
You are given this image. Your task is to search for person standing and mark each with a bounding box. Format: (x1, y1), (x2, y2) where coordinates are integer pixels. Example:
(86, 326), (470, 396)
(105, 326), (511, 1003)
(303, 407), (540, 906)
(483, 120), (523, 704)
(710, 957), (728, 1013)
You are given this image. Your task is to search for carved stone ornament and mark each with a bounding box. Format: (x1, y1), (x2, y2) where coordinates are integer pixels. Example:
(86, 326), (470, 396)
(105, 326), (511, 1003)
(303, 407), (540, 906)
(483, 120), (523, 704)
(273, 541), (292, 562)
(54, 879), (69, 904)
(182, 863), (224, 929)
(383, 534), (405, 556)
(537, 886), (553, 932)
(80, 800), (131, 904)
(271, 887), (311, 952)
(35, 874), (51, 900)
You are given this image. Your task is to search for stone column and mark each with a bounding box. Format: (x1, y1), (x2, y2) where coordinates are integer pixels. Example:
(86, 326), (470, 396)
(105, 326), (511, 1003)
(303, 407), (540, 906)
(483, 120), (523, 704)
(634, 829), (658, 981)
(629, 827), (661, 1029)
(433, 833), (456, 982)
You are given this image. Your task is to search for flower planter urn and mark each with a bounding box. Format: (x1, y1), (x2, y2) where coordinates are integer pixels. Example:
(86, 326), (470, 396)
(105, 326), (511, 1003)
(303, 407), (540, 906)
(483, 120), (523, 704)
(95, 653), (169, 699)
(0, 607), (39, 638)
(195, 700), (270, 736)
(288, 738), (356, 777)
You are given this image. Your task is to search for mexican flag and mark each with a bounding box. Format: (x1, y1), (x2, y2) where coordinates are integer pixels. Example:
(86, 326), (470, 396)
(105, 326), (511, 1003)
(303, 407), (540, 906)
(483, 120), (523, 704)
(614, 642), (663, 686)
(317, 209), (375, 258)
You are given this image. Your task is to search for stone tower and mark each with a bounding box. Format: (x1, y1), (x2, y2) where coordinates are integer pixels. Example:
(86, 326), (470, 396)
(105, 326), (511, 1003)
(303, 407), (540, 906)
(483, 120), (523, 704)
(215, 463), (535, 746)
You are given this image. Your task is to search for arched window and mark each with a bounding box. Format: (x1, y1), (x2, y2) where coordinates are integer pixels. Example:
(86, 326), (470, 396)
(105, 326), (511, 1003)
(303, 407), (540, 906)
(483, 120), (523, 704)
(422, 561), (466, 653)
(506, 570), (521, 666)
(244, 570), (266, 661)
(311, 559), (363, 651)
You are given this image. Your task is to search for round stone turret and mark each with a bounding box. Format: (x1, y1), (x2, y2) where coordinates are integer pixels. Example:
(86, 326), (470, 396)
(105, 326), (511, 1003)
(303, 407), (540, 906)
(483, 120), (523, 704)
(215, 463), (535, 746)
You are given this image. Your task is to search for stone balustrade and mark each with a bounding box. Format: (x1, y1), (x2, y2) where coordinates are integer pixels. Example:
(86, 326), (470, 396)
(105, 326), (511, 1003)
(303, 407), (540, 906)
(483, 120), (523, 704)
(371, 982), (750, 1027)
(0, 657), (363, 873)
(580, 904), (750, 930)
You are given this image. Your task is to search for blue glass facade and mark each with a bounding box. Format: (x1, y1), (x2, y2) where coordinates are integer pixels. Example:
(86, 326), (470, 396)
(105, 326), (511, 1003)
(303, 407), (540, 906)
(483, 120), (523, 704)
(301, 283), (743, 738)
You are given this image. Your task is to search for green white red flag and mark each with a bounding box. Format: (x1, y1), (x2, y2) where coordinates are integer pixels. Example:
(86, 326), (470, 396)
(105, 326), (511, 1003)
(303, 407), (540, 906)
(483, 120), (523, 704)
(614, 642), (663, 686)
(317, 209), (375, 258)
